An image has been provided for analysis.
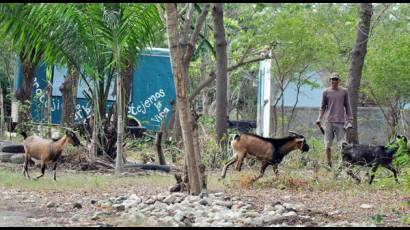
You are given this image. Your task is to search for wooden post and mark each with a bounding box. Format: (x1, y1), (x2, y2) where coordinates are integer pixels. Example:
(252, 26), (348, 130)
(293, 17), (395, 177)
(155, 111), (168, 165)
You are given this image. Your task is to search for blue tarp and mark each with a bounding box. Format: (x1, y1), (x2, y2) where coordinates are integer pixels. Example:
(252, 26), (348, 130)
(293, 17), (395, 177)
(14, 48), (176, 132)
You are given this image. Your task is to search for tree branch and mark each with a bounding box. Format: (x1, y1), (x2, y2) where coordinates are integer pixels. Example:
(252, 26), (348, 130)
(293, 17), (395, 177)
(183, 3), (210, 65)
(189, 51), (271, 102)
(181, 3), (194, 44)
(156, 3), (166, 24)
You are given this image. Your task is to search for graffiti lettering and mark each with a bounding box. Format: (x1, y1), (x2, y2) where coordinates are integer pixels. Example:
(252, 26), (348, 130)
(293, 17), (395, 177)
(130, 89), (166, 115)
(151, 107), (170, 123)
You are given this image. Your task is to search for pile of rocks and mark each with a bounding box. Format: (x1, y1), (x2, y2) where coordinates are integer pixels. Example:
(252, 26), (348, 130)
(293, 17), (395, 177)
(92, 192), (373, 227)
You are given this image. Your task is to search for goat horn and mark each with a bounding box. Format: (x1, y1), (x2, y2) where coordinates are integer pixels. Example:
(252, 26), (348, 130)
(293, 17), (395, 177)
(288, 131), (299, 136)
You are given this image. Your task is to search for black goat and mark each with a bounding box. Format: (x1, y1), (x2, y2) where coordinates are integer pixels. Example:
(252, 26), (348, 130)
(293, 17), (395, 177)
(336, 135), (408, 184)
(227, 120), (257, 132)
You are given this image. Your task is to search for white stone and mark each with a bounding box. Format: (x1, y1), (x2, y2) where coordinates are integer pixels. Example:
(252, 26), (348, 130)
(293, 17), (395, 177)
(263, 204), (275, 212)
(213, 192), (224, 197)
(215, 222), (234, 227)
(283, 211), (297, 217)
(360, 204), (374, 209)
(144, 198), (156, 205)
(70, 214), (81, 222)
(186, 195), (201, 203)
(131, 212), (146, 221)
(46, 202), (57, 208)
(56, 207), (65, 213)
(283, 202), (304, 211)
(329, 210), (341, 216)
(173, 211), (187, 222)
(244, 211), (259, 218)
(153, 201), (168, 210)
(123, 199), (140, 209)
(128, 194), (142, 203)
(274, 205), (285, 214)
(100, 200), (113, 209)
(212, 200), (233, 208)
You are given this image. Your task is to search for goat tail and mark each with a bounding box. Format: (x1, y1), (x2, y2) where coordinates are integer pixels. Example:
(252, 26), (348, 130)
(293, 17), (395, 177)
(19, 131), (28, 140)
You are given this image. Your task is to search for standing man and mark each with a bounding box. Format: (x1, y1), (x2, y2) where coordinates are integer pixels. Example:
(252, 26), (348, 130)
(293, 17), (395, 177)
(316, 73), (353, 168)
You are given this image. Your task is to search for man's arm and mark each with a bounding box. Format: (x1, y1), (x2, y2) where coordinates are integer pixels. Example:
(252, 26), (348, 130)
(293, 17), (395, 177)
(317, 90), (327, 124)
(344, 90), (353, 121)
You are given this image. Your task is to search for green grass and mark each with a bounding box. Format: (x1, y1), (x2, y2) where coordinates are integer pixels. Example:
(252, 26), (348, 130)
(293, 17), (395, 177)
(0, 168), (174, 192)
(209, 152), (410, 194)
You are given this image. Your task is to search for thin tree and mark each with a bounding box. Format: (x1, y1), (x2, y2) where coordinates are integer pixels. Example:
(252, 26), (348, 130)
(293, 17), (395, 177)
(212, 3), (228, 149)
(164, 3), (210, 195)
(346, 3), (373, 144)
(59, 63), (79, 127)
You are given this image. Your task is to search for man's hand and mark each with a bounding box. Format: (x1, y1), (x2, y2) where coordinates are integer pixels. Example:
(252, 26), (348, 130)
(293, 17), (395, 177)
(316, 119), (325, 135)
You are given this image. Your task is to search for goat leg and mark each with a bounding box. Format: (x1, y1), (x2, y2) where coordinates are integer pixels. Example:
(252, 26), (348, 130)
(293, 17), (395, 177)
(35, 164), (46, 180)
(22, 154), (31, 179)
(272, 164), (279, 177)
(220, 154), (238, 179)
(251, 161), (269, 183)
(234, 154), (246, 171)
(368, 165), (379, 184)
(346, 166), (361, 184)
(383, 164), (399, 184)
(53, 162), (58, 181)
(334, 161), (349, 179)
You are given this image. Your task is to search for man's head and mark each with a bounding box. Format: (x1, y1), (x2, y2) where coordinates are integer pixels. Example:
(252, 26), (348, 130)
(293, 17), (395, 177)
(329, 72), (340, 89)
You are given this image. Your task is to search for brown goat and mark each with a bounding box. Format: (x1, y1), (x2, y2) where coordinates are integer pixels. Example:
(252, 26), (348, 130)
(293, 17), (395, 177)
(21, 129), (81, 181)
(220, 131), (309, 182)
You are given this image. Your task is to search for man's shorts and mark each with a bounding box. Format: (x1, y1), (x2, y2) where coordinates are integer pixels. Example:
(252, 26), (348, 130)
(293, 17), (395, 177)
(324, 122), (346, 149)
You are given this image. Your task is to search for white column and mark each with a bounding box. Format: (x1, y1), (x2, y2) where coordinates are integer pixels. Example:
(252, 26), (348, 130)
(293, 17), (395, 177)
(262, 57), (272, 137)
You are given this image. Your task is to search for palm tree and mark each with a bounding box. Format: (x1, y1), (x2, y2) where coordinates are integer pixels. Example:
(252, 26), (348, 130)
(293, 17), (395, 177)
(0, 3), (161, 165)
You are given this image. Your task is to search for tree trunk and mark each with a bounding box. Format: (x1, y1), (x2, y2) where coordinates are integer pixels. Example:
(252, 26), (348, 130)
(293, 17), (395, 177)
(212, 3), (228, 149)
(107, 59), (134, 159)
(400, 109), (410, 153)
(163, 99), (176, 140)
(123, 60), (134, 119)
(346, 3), (373, 144)
(0, 82), (3, 137)
(15, 53), (38, 125)
(59, 62), (79, 127)
(115, 72), (124, 175)
(155, 111), (167, 165)
(90, 78), (100, 159)
(165, 3), (209, 195)
(47, 83), (52, 138)
(112, 59), (134, 130)
(199, 50), (209, 115)
(172, 109), (182, 143)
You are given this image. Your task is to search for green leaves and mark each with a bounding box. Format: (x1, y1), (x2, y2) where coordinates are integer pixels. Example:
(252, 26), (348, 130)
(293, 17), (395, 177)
(0, 3), (162, 80)
(362, 3), (410, 109)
